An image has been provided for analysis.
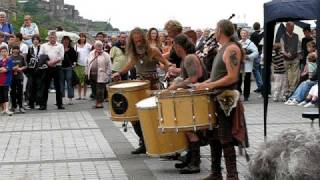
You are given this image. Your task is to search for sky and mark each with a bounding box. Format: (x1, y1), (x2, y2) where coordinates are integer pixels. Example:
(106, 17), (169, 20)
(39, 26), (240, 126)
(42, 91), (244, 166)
(64, 0), (271, 31)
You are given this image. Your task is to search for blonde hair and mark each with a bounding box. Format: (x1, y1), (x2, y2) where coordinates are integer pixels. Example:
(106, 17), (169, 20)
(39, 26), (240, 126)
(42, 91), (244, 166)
(164, 20), (183, 33)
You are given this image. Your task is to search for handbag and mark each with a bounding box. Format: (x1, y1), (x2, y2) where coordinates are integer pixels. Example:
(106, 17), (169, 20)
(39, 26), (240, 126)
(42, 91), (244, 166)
(72, 70), (80, 86)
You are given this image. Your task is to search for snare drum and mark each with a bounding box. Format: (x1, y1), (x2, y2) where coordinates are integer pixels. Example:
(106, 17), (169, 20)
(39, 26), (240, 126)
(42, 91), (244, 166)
(136, 96), (188, 157)
(156, 89), (216, 132)
(108, 80), (150, 121)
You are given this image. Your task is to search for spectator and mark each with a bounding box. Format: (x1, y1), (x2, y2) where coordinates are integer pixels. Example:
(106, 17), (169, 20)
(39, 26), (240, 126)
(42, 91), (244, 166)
(20, 15), (39, 46)
(15, 33), (28, 59)
(38, 31), (65, 110)
(147, 27), (162, 50)
(10, 45), (27, 113)
(281, 21), (300, 97)
(300, 26), (313, 71)
(159, 32), (166, 48)
(298, 84), (318, 108)
(0, 32), (8, 59)
(285, 50), (317, 106)
(25, 35), (41, 109)
(272, 43), (286, 102)
(0, 46), (13, 115)
(250, 22), (264, 93)
(75, 33), (91, 100)
(238, 28), (259, 101)
(7, 35), (16, 54)
(86, 40), (112, 108)
(61, 36), (77, 105)
(110, 32), (128, 80)
(0, 12), (14, 43)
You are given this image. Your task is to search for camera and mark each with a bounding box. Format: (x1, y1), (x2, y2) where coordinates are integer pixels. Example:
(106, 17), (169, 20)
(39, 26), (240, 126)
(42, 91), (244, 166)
(245, 48), (253, 55)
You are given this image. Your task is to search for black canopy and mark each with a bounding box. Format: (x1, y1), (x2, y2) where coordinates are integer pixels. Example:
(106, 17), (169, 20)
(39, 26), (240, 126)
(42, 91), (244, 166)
(263, 0), (320, 138)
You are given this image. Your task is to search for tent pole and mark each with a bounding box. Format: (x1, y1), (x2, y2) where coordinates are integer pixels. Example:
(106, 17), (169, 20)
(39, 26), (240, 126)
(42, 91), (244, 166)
(317, 20), (320, 127)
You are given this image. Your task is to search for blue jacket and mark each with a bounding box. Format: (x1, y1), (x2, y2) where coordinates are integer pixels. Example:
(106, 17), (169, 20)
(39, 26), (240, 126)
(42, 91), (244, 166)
(0, 22), (14, 43)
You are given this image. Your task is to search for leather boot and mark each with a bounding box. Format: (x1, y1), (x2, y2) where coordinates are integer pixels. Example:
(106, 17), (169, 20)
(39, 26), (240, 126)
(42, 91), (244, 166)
(200, 173), (223, 180)
(222, 143), (239, 180)
(131, 122), (146, 154)
(200, 140), (223, 180)
(179, 141), (201, 174)
(175, 150), (191, 169)
(131, 144), (146, 154)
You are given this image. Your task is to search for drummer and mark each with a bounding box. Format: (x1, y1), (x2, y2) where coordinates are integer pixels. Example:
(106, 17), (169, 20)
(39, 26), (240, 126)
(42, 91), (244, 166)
(112, 27), (170, 154)
(196, 20), (244, 180)
(168, 34), (208, 174)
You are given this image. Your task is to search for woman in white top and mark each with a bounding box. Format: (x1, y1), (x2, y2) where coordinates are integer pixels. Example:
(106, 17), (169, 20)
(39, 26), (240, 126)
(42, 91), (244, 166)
(20, 15), (39, 46)
(75, 33), (92, 100)
(238, 28), (258, 101)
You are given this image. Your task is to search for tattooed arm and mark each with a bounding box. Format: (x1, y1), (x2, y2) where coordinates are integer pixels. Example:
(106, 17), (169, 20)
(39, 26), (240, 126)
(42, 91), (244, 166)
(196, 44), (241, 90)
(168, 54), (200, 90)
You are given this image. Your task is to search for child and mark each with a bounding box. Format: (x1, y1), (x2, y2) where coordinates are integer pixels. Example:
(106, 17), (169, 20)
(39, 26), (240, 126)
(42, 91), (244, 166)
(0, 32), (8, 59)
(272, 43), (286, 102)
(298, 84), (318, 108)
(301, 41), (317, 79)
(285, 42), (317, 105)
(0, 46), (13, 115)
(10, 45), (27, 113)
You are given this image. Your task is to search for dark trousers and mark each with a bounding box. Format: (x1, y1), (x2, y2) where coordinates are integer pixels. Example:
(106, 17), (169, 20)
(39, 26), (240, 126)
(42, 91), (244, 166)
(132, 122), (144, 146)
(26, 71), (38, 107)
(237, 72), (251, 99)
(10, 78), (23, 108)
(37, 66), (63, 108)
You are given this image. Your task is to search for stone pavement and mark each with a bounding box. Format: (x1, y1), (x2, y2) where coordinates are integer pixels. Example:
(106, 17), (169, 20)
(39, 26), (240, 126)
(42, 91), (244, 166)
(0, 91), (319, 180)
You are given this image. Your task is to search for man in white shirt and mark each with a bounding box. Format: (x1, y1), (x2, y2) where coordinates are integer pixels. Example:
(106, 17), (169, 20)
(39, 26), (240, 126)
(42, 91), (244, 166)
(38, 31), (65, 110)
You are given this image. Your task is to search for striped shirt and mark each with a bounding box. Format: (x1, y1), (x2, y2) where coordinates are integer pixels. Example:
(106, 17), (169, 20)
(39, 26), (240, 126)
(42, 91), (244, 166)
(272, 51), (285, 74)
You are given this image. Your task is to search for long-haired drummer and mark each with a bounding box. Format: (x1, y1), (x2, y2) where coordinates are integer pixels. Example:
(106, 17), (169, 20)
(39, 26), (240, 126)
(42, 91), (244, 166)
(196, 20), (245, 180)
(168, 34), (208, 174)
(112, 27), (169, 154)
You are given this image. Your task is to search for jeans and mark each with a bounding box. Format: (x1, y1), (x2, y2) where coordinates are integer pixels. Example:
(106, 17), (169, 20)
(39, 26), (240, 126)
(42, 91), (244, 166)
(253, 60), (263, 90)
(60, 67), (74, 98)
(289, 80), (316, 102)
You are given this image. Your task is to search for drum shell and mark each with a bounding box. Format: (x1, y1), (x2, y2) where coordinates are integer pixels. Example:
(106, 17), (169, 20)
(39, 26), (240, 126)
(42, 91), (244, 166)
(157, 90), (216, 132)
(108, 80), (150, 121)
(137, 98), (188, 157)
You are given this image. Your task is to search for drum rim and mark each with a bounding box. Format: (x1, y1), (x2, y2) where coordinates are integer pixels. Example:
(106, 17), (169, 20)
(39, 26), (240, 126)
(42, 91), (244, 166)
(158, 124), (211, 129)
(155, 89), (211, 98)
(108, 80), (150, 91)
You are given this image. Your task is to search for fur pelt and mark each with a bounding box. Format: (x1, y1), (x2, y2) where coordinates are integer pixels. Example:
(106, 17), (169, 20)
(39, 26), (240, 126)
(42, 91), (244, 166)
(216, 90), (240, 116)
(247, 129), (320, 180)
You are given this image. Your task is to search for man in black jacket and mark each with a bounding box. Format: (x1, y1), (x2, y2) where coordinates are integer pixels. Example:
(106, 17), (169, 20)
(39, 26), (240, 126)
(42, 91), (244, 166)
(250, 22), (264, 93)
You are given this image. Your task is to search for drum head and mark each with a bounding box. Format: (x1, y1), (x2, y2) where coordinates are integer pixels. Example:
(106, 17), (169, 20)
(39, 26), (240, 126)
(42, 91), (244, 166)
(136, 96), (157, 109)
(110, 81), (149, 89)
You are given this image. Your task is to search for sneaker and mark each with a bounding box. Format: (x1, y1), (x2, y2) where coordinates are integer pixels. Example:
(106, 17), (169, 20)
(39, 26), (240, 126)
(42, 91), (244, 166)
(284, 99), (292, 105)
(19, 108), (26, 113)
(298, 101), (307, 106)
(49, 89), (56, 93)
(273, 98), (278, 102)
(304, 102), (315, 108)
(288, 99), (298, 106)
(4, 111), (13, 116)
(68, 99), (73, 105)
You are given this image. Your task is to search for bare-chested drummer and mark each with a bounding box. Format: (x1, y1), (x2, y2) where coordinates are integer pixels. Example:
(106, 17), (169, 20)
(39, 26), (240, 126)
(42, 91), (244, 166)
(168, 34), (208, 174)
